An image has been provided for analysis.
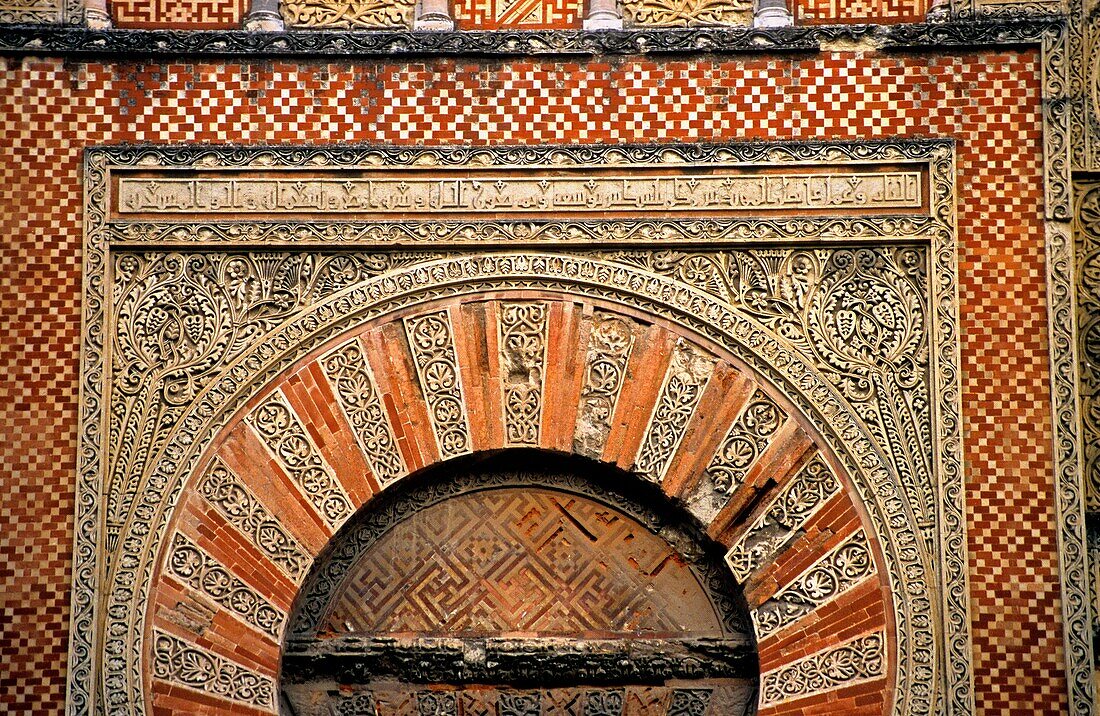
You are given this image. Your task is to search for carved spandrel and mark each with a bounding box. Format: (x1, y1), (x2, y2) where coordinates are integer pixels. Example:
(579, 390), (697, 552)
(596, 248), (936, 547)
(115, 171), (924, 218)
(104, 251), (442, 553)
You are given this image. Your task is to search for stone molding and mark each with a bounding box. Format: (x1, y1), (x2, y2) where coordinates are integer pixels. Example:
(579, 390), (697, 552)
(0, 18), (1059, 58)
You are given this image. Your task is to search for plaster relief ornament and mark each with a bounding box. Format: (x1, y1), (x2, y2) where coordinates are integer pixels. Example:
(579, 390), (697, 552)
(621, 0), (750, 26)
(282, 0), (415, 28)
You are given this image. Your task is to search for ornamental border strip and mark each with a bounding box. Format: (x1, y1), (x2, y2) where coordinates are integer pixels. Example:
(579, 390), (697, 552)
(0, 18), (1060, 58)
(69, 139), (967, 716)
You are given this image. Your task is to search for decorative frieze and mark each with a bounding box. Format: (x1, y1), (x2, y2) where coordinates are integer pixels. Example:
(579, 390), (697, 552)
(760, 632), (885, 706)
(499, 302), (549, 446)
(246, 391), (353, 530)
(197, 456), (310, 582)
(404, 310), (471, 458)
(752, 529), (875, 639)
(621, 0), (751, 26)
(724, 454), (841, 583)
(573, 312), (637, 458)
(282, 0), (416, 28)
(0, 0), (66, 24)
(166, 532), (284, 639)
(151, 630), (275, 709)
(705, 389), (787, 497)
(114, 171), (923, 219)
(634, 341), (716, 483)
(320, 337), (407, 487)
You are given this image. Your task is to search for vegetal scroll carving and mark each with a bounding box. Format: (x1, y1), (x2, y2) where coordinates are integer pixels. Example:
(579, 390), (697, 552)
(634, 341), (716, 483)
(499, 302), (549, 446)
(621, 0), (750, 27)
(405, 310), (471, 458)
(282, 0), (415, 28)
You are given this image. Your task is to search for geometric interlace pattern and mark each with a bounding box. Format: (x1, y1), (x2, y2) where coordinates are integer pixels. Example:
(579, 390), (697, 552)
(323, 487), (725, 637)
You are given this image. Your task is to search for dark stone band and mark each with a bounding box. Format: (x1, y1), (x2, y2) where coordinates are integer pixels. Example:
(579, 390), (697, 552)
(0, 17), (1062, 60)
(281, 636), (757, 686)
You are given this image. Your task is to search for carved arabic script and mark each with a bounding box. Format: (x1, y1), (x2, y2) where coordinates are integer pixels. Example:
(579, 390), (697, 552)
(116, 172), (923, 217)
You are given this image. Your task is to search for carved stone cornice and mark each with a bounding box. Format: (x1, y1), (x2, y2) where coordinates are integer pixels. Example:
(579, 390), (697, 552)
(0, 18), (1061, 59)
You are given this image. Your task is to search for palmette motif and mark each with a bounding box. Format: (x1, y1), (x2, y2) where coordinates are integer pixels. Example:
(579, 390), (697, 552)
(760, 632), (885, 705)
(320, 337), (407, 486)
(405, 310), (472, 458)
(151, 631), (275, 708)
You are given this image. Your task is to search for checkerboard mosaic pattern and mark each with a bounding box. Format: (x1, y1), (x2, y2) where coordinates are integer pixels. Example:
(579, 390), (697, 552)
(0, 49), (1062, 714)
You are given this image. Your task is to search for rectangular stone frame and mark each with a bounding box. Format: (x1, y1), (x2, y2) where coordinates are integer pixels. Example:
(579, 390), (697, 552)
(70, 139), (971, 715)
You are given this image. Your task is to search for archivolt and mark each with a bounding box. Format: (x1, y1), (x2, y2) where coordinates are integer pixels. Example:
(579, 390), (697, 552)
(113, 254), (933, 715)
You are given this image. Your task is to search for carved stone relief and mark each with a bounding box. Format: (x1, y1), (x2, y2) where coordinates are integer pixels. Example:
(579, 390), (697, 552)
(634, 340), (716, 483)
(105, 251), (439, 553)
(751, 529), (875, 639)
(574, 311), (637, 458)
(246, 390), (353, 530)
(197, 456), (310, 582)
(759, 631), (885, 706)
(165, 532), (285, 639)
(151, 630), (275, 709)
(620, 0), (750, 26)
(404, 309), (472, 459)
(678, 387), (790, 527)
(0, 0), (79, 24)
(1074, 181), (1100, 508)
(320, 337), (407, 486)
(499, 301), (549, 446)
(281, 0), (416, 28)
(73, 142), (962, 716)
(724, 454), (841, 584)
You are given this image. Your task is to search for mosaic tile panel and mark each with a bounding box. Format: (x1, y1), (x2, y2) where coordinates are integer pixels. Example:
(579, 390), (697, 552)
(795, 0), (927, 23)
(0, 49), (1061, 714)
(111, 0), (246, 27)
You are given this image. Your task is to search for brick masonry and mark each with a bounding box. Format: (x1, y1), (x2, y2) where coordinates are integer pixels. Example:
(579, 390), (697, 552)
(0, 48), (1061, 714)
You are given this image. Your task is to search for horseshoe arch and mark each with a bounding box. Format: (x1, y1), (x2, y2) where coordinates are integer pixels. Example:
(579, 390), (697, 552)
(130, 254), (933, 716)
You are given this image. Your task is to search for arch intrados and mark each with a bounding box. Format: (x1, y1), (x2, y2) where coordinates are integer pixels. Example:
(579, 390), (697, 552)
(277, 449), (760, 712)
